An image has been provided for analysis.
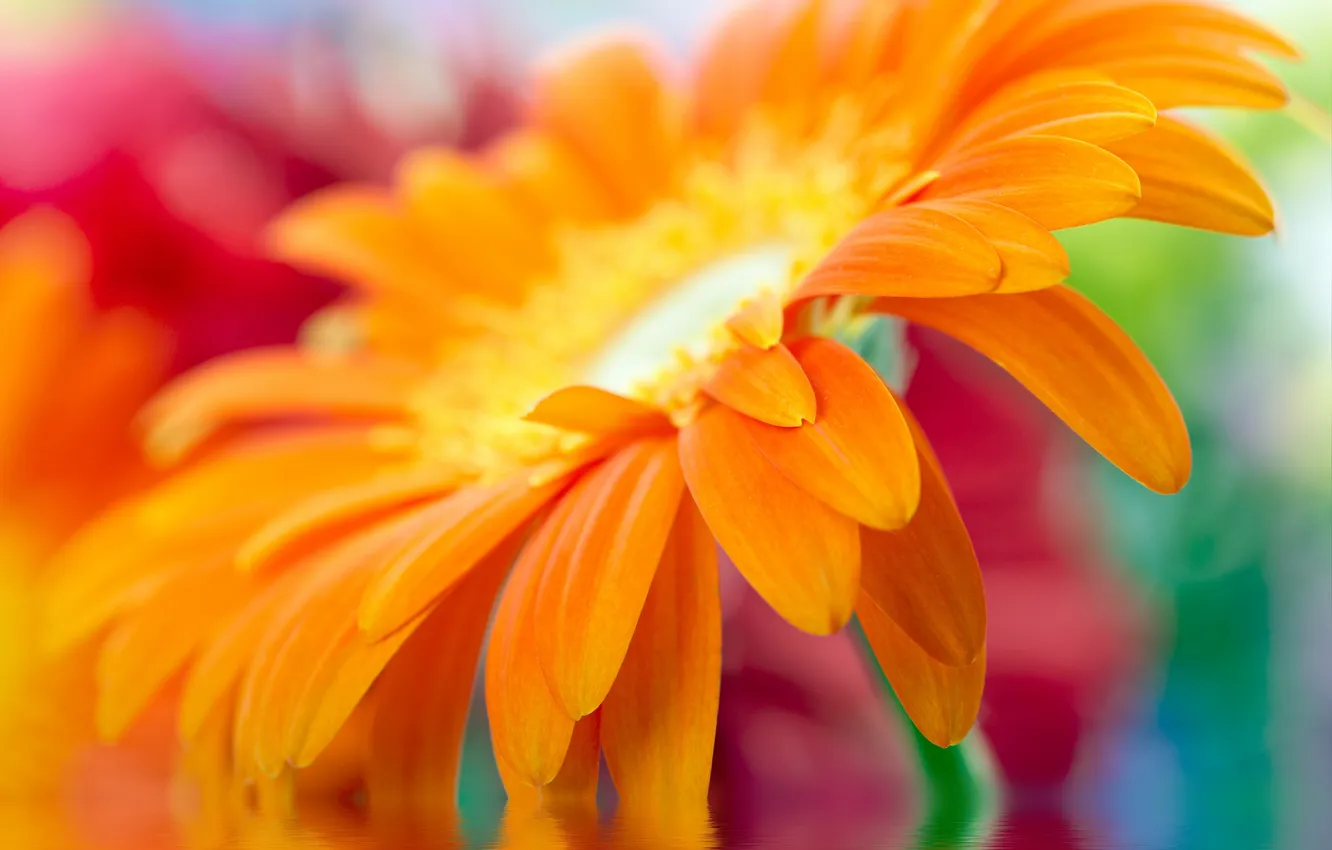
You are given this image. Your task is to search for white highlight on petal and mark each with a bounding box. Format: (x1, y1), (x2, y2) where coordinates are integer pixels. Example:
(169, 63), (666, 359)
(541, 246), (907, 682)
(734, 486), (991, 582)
(580, 243), (793, 397)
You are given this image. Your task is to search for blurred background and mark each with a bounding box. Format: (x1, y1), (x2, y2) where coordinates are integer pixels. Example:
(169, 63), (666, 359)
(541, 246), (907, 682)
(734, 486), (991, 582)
(0, 1), (1328, 848)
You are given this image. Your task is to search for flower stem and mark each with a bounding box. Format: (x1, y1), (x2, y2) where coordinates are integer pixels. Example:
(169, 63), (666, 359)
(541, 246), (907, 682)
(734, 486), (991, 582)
(849, 616), (997, 848)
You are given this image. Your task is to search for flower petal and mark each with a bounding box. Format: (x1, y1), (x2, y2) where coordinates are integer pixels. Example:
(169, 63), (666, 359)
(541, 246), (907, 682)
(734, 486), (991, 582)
(793, 205), (1001, 300)
(267, 185), (441, 300)
(916, 198), (1070, 293)
(178, 566), (311, 743)
(487, 486), (588, 790)
(524, 386), (672, 436)
(744, 337), (920, 530)
(241, 542), (380, 778)
(925, 135), (1141, 231)
(1092, 45), (1287, 111)
(826, 0), (901, 88)
(948, 75), (1157, 149)
(691, 0), (789, 138)
(96, 557), (251, 741)
(238, 468), (460, 572)
(858, 593), (985, 748)
(0, 209), (87, 466)
(680, 404), (859, 635)
(534, 35), (677, 215)
(45, 429), (398, 653)
(859, 401), (986, 667)
(1032, 1), (1300, 62)
(545, 711), (602, 804)
(358, 472), (568, 640)
(535, 438), (685, 718)
(364, 549), (510, 811)
(283, 520), (521, 770)
(757, 0), (824, 110)
(874, 285), (1190, 493)
(1107, 115), (1275, 235)
(725, 291), (785, 349)
(602, 497), (720, 811)
(395, 148), (550, 299)
(287, 614), (420, 769)
(141, 349), (421, 463)
(702, 342), (816, 427)
(488, 130), (617, 224)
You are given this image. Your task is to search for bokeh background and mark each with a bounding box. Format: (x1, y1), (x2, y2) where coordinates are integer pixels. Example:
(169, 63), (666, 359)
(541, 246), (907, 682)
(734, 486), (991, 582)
(1, 1), (1328, 848)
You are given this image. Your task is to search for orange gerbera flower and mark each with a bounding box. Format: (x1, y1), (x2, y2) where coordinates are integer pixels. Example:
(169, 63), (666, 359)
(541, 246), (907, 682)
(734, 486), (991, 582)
(1, 208), (166, 798)
(46, 0), (1292, 816)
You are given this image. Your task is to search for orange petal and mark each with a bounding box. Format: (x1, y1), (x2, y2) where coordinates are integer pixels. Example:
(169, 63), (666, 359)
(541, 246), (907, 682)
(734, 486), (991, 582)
(358, 472), (568, 640)
(690, 0), (784, 139)
(240, 542), (381, 778)
(44, 429), (399, 653)
(267, 185), (442, 300)
(135, 428), (405, 535)
(395, 148), (549, 298)
(874, 285), (1190, 493)
(288, 613), (421, 769)
(1092, 46), (1287, 111)
(0, 209), (87, 471)
(725, 291), (785, 349)
(916, 199), (1069, 293)
(178, 566), (310, 743)
(524, 386), (672, 436)
(365, 547), (510, 812)
(1106, 115), (1274, 236)
(228, 513), (429, 775)
(679, 404), (859, 635)
(826, 0), (901, 88)
(924, 135), (1141, 231)
(535, 438), (685, 718)
(95, 557), (252, 741)
(601, 497), (720, 811)
(487, 488), (588, 790)
(702, 342), (816, 427)
(859, 402), (986, 667)
(238, 468), (460, 572)
(1033, 1), (1301, 62)
(487, 129), (616, 224)
(45, 514), (237, 658)
(977, 0), (1300, 96)
(884, 170), (943, 207)
(857, 593), (985, 748)
(758, 0), (824, 111)
(18, 308), (165, 488)
(948, 75), (1157, 149)
(794, 205), (1001, 301)
(283, 517), (521, 771)
(141, 349), (421, 464)
(545, 711), (602, 805)
(744, 337), (920, 530)
(534, 35), (677, 215)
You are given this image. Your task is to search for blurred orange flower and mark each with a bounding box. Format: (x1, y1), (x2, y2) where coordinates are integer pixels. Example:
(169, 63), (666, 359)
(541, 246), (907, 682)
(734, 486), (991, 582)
(45, 0), (1293, 816)
(0, 208), (167, 799)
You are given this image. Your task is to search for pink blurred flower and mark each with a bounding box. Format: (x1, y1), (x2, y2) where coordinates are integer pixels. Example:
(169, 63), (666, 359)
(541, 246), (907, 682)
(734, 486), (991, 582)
(0, 18), (339, 372)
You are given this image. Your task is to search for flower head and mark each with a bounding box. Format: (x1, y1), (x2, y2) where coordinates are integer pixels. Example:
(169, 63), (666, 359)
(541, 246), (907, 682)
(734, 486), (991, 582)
(48, 0), (1293, 815)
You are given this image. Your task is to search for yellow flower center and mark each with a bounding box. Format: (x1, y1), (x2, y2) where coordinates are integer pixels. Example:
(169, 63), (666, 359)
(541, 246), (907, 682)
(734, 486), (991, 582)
(404, 109), (901, 480)
(580, 242), (792, 400)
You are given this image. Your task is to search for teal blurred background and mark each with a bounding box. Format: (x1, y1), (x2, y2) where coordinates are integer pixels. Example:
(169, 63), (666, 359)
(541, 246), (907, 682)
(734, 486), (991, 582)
(1, 1), (1328, 847)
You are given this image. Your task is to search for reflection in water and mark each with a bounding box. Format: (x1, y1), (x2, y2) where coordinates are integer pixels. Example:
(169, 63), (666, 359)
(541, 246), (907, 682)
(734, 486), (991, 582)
(0, 800), (1149, 850)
